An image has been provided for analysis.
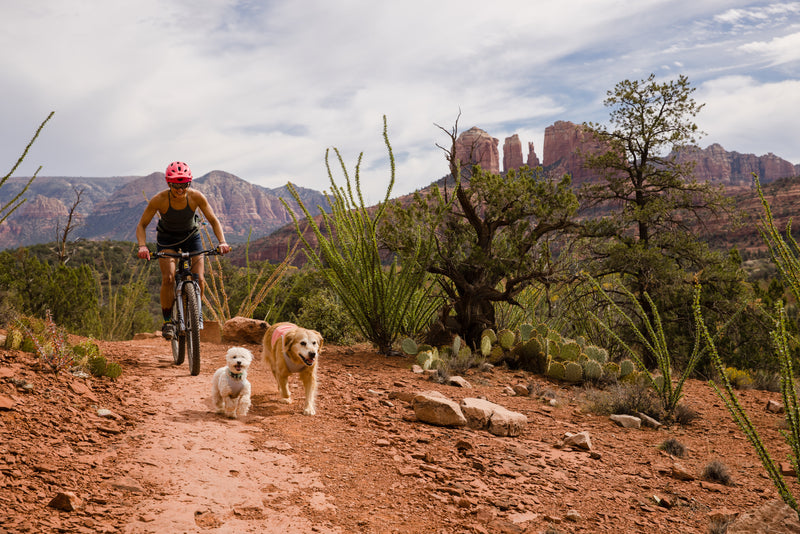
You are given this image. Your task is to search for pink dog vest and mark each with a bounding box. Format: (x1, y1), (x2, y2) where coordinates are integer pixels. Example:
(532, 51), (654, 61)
(272, 323), (296, 346)
(272, 323), (306, 373)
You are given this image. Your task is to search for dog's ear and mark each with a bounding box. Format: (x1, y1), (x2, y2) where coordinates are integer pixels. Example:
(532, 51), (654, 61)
(311, 330), (324, 350)
(282, 329), (296, 349)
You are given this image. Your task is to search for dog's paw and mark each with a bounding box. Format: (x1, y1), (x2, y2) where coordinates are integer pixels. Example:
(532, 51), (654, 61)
(302, 406), (316, 416)
(278, 397), (292, 404)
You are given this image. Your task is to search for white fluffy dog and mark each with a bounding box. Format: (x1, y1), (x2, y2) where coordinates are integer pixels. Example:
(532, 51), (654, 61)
(211, 347), (253, 418)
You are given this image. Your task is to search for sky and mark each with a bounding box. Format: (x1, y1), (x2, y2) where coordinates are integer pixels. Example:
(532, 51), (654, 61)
(1, 0), (799, 203)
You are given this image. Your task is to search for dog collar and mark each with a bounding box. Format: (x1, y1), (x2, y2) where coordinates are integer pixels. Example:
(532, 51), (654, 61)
(228, 370), (246, 380)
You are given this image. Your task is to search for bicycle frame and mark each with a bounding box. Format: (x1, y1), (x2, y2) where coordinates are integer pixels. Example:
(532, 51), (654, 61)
(151, 248), (220, 375)
(171, 253), (202, 333)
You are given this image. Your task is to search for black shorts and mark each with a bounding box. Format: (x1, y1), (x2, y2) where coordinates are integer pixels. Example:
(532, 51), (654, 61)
(156, 229), (202, 252)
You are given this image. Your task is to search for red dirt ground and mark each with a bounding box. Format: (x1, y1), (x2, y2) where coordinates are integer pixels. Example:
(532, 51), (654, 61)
(1, 333), (798, 533)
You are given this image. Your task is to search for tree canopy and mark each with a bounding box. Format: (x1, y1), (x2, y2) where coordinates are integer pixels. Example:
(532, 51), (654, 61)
(381, 122), (578, 345)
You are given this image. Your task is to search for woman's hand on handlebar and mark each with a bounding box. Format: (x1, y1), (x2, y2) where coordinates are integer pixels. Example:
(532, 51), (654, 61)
(218, 243), (231, 254)
(137, 245), (151, 261)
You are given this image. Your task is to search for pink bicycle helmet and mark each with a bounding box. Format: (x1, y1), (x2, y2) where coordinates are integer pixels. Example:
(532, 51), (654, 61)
(165, 161), (193, 184)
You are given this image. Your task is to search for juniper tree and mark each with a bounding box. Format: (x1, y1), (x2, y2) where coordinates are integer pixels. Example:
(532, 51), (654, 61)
(380, 119), (578, 346)
(578, 74), (749, 367)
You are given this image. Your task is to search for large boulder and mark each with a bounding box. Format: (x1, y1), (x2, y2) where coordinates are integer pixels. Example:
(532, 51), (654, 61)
(222, 317), (268, 344)
(412, 391), (467, 427)
(727, 499), (800, 533)
(460, 397), (527, 437)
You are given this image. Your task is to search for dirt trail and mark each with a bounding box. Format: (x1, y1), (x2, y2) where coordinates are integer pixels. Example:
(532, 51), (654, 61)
(3, 332), (799, 533)
(115, 338), (339, 533)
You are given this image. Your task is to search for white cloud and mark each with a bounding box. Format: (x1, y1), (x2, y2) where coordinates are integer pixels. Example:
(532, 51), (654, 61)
(1, 1), (798, 204)
(697, 75), (800, 163)
(739, 32), (800, 66)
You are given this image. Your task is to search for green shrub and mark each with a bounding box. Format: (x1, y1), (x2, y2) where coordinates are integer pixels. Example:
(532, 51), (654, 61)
(294, 287), (361, 345)
(724, 366), (754, 390)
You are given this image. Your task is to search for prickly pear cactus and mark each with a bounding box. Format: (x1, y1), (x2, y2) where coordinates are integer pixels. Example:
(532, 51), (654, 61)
(603, 361), (621, 379)
(488, 344), (505, 364)
(582, 359), (602, 381)
(480, 335), (493, 357)
(561, 341), (581, 362)
(546, 361), (565, 380)
(548, 339), (562, 360)
(585, 345), (608, 364)
(619, 359), (635, 378)
(564, 361), (583, 382)
(104, 361), (123, 379)
(653, 374), (665, 390)
(514, 338), (549, 374)
(401, 337), (418, 356)
(519, 323), (534, 342)
(481, 328), (497, 344)
(88, 354), (107, 376)
(498, 329), (516, 350)
(5, 328), (23, 350)
(452, 335), (463, 355)
(20, 335), (36, 353)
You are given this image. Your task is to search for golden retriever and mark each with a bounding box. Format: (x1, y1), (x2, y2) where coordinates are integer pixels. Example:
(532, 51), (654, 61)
(262, 322), (323, 415)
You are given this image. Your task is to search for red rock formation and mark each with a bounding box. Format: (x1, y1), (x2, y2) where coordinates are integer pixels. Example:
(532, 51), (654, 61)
(455, 127), (499, 174)
(542, 121), (606, 185)
(502, 134), (524, 173)
(674, 144), (796, 185)
(527, 142), (540, 168)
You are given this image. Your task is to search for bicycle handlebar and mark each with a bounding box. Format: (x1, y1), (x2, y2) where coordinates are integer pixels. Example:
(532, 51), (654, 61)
(151, 248), (223, 259)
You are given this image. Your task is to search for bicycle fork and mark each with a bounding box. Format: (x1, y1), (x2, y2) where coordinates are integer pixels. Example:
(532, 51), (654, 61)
(174, 282), (186, 336)
(173, 281), (204, 332)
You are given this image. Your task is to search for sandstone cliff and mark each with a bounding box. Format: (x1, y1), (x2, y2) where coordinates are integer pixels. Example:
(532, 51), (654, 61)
(455, 127), (499, 174)
(502, 134), (524, 173)
(673, 144), (796, 185)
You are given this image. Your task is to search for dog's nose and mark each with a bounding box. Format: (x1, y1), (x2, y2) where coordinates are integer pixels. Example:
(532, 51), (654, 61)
(309, 352), (316, 358)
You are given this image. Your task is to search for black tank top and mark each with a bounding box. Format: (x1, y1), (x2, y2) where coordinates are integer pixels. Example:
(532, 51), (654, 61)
(156, 194), (199, 234)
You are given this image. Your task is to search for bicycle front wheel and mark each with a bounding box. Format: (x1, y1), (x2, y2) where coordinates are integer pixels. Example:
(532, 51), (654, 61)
(183, 284), (201, 376)
(171, 299), (185, 366)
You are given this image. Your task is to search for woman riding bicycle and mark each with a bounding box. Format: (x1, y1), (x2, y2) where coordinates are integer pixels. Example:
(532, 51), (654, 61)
(135, 161), (231, 339)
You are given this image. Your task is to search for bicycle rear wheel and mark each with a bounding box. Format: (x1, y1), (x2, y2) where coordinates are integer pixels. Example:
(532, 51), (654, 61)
(171, 299), (185, 365)
(183, 284), (201, 376)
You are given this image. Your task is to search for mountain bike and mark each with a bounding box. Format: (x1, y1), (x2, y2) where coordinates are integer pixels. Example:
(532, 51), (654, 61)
(152, 248), (221, 376)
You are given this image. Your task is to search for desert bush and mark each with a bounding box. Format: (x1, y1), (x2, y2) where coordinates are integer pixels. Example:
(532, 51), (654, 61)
(72, 338), (122, 379)
(294, 287), (361, 345)
(658, 437), (687, 458)
(751, 369), (782, 392)
(702, 460), (733, 486)
(724, 366), (754, 390)
(0, 249), (101, 336)
(673, 403), (701, 426)
(581, 379), (664, 420)
(95, 247), (155, 340)
(18, 312), (72, 374)
(201, 227), (299, 323)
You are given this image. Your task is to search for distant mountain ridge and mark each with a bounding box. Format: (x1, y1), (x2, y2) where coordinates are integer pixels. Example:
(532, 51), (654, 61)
(0, 171), (329, 250)
(2, 121), (797, 253)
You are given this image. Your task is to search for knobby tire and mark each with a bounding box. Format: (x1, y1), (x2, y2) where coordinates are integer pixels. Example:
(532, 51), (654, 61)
(171, 298), (185, 365)
(184, 284), (201, 376)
